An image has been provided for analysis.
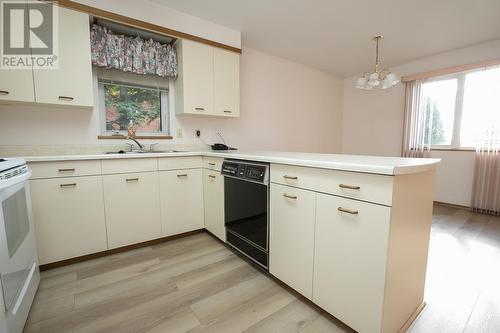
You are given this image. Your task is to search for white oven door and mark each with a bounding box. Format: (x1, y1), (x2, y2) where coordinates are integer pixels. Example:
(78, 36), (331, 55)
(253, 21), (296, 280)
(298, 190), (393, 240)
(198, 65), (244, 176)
(0, 173), (38, 315)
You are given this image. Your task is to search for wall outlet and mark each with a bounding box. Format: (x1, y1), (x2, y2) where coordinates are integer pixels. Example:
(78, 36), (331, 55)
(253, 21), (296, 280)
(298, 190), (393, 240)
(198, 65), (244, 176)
(176, 128), (183, 138)
(195, 129), (201, 138)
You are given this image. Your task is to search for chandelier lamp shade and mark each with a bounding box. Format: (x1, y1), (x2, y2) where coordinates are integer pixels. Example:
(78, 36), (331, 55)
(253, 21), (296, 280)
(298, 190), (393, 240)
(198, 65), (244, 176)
(355, 36), (399, 90)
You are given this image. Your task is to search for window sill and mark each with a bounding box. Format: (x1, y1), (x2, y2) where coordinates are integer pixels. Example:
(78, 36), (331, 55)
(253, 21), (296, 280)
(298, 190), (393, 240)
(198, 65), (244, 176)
(98, 135), (173, 140)
(430, 148), (475, 152)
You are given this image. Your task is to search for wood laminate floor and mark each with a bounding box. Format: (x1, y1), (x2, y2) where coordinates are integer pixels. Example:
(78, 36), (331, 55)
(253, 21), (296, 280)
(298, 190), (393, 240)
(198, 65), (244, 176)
(25, 205), (500, 333)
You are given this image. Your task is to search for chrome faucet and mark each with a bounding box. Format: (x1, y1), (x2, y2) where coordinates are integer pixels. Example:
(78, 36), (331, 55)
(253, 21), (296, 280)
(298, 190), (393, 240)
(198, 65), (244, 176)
(126, 136), (144, 150)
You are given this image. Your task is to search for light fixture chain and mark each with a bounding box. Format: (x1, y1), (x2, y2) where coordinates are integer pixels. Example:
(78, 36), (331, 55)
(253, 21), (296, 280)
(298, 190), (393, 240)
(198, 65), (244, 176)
(355, 35), (399, 90)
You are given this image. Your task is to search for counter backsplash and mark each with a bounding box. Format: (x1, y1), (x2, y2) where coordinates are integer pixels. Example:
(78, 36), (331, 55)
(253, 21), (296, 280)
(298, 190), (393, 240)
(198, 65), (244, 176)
(0, 143), (209, 157)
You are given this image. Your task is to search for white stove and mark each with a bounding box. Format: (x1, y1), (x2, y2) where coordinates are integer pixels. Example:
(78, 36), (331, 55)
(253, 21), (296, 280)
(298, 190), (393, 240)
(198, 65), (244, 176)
(0, 158), (26, 172)
(0, 157), (39, 333)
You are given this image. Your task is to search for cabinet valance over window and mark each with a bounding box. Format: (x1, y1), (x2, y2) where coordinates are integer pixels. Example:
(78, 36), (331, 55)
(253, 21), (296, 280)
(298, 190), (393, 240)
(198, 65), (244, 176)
(90, 24), (177, 78)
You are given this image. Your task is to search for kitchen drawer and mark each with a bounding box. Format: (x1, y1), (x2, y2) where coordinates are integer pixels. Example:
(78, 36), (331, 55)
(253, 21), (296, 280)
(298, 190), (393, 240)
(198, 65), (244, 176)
(270, 164), (393, 206)
(158, 156), (202, 171)
(101, 158), (157, 175)
(29, 160), (101, 179)
(203, 157), (223, 171)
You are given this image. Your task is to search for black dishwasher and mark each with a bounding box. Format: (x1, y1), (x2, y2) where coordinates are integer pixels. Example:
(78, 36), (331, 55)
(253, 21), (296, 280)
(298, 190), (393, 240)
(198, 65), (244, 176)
(221, 159), (269, 270)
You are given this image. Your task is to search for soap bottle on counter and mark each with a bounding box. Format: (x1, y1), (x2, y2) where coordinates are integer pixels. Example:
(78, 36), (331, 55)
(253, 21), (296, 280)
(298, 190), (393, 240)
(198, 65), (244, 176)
(127, 120), (136, 137)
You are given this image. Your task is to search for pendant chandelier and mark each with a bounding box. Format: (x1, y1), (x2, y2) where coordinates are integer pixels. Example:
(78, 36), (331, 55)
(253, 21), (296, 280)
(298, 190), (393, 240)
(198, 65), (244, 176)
(355, 36), (399, 90)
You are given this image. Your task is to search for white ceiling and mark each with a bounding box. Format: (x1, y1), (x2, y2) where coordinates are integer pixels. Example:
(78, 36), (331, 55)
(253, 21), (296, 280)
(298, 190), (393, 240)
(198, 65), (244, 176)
(150, 0), (500, 77)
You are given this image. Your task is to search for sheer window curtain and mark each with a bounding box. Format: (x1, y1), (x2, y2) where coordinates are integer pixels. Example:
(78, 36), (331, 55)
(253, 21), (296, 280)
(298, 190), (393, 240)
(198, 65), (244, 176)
(472, 143), (500, 215)
(470, 66), (500, 215)
(402, 80), (431, 158)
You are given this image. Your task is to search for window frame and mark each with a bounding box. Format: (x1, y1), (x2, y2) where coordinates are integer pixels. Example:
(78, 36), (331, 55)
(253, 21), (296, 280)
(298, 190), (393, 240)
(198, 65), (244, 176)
(425, 70), (485, 151)
(97, 79), (170, 137)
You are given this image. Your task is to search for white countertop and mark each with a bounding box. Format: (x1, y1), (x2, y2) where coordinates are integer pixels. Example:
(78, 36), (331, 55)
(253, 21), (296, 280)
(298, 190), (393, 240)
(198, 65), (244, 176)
(21, 150), (440, 175)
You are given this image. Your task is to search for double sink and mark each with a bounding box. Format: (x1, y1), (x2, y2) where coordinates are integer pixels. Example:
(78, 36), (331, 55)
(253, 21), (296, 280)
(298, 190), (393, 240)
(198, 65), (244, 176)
(105, 150), (186, 155)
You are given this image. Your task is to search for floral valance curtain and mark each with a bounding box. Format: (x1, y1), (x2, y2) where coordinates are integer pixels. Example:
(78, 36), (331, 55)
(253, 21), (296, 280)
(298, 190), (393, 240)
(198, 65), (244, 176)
(90, 24), (177, 78)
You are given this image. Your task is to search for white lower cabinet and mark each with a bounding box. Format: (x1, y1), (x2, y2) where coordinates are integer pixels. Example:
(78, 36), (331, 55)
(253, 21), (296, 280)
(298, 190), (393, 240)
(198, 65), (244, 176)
(203, 169), (225, 241)
(30, 176), (107, 265)
(313, 193), (391, 333)
(159, 169), (204, 236)
(103, 172), (162, 249)
(270, 183), (316, 299)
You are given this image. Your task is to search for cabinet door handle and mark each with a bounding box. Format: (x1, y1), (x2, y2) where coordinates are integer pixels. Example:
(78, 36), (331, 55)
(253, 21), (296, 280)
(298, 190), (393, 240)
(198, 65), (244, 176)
(283, 175), (298, 180)
(195, 107), (205, 111)
(338, 207), (359, 215)
(60, 183), (77, 188)
(283, 193), (297, 200)
(126, 178), (139, 182)
(339, 184), (360, 190)
(208, 175), (216, 179)
(177, 174), (188, 177)
(223, 110), (232, 113)
(0, 90), (9, 95)
(58, 96), (74, 101)
(58, 168), (75, 173)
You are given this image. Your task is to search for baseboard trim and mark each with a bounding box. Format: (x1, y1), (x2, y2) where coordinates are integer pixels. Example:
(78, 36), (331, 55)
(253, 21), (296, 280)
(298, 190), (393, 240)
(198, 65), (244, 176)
(399, 301), (426, 333)
(39, 229), (205, 271)
(434, 201), (470, 210)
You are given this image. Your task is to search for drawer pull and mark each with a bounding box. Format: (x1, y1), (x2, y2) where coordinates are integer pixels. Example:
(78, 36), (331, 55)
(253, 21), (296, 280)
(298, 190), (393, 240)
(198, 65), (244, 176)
(223, 110), (232, 113)
(208, 162), (216, 166)
(283, 175), (298, 180)
(58, 96), (74, 101)
(339, 184), (360, 190)
(58, 168), (75, 173)
(126, 178), (139, 182)
(177, 174), (188, 177)
(60, 183), (77, 188)
(0, 90), (9, 95)
(195, 107), (205, 111)
(283, 193), (297, 200)
(208, 175), (216, 179)
(338, 207), (359, 215)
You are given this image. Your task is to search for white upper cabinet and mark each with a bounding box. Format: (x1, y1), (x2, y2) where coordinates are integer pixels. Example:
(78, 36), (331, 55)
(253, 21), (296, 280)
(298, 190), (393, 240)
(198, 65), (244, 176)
(214, 48), (240, 117)
(175, 39), (214, 115)
(0, 0), (34, 104)
(175, 39), (240, 117)
(0, 68), (35, 103)
(32, 5), (93, 108)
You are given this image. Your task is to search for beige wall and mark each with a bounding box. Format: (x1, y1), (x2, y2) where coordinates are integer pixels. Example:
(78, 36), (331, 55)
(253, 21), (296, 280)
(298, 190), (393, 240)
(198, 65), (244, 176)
(0, 47), (343, 153)
(342, 39), (500, 206)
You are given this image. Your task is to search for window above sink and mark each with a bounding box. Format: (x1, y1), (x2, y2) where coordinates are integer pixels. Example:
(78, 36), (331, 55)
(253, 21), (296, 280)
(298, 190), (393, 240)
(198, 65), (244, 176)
(97, 69), (171, 139)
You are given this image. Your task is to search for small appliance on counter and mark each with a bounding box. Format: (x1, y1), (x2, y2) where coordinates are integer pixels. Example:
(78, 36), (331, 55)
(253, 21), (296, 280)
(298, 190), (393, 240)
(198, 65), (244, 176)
(0, 158), (39, 333)
(210, 131), (237, 151)
(221, 159), (269, 270)
(210, 143), (238, 151)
